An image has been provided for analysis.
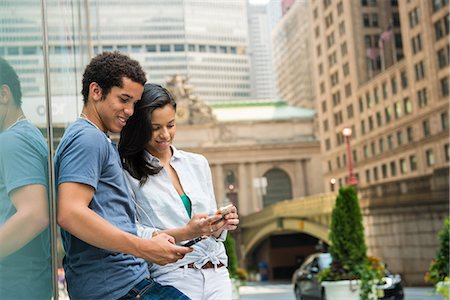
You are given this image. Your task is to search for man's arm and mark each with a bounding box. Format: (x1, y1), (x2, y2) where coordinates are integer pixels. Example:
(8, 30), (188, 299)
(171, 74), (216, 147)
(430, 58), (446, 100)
(57, 182), (192, 265)
(0, 184), (49, 257)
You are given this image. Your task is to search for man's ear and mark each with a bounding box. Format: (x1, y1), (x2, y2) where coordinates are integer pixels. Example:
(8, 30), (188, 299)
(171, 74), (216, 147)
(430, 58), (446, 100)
(0, 84), (12, 105)
(89, 82), (103, 102)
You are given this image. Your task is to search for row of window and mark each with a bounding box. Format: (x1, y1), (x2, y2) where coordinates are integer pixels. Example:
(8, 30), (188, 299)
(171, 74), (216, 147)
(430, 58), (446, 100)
(328, 140), (449, 183)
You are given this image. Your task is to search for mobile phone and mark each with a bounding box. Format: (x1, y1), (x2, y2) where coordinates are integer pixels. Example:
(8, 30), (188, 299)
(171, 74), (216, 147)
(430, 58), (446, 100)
(210, 204), (234, 225)
(181, 236), (204, 247)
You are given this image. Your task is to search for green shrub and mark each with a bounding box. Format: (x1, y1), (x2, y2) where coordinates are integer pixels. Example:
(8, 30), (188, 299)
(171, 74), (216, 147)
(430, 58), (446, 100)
(224, 233), (239, 279)
(425, 217), (449, 298)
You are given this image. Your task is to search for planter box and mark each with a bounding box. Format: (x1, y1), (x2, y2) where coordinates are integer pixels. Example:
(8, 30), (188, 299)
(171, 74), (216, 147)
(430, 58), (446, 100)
(322, 280), (360, 300)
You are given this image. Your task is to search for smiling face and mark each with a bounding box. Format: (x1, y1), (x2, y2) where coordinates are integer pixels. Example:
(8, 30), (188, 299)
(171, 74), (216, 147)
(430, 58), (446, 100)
(145, 104), (176, 158)
(91, 77), (144, 133)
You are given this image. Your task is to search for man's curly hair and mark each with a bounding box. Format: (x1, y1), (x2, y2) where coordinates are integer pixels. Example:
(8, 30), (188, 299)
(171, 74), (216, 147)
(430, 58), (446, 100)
(81, 51), (146, 104)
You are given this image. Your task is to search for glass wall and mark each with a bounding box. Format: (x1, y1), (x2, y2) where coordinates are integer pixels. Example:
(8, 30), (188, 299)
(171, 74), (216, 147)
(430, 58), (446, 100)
(1, 0), (90, 298)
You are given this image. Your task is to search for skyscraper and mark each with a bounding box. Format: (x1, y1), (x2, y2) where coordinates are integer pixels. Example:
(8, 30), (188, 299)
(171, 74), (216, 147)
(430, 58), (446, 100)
(248, 3), (279, 99)
(1, 0), (251, 105)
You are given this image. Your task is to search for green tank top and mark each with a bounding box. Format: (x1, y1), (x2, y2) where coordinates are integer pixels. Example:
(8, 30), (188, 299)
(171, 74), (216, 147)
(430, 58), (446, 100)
(180, 194), (192, 217)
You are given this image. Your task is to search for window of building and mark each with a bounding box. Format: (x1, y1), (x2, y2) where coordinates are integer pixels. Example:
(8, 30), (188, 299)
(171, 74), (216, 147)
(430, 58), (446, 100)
(160, 44), (171, 52)
(382, 164), (388, 178)
(434, 15), (449, 41)
(174, 44), (185, 52)
(400, 159), (407, 174)
(320, 82), (325, 94)
(345, 83), (352, 97)
(415, 61), (425, 80)
(330, 72), (339, 86)
(359, 97), (364, 112)
(407, 126), (414, 142)
(385, 107), (392, 123)
(328, 160), (332, 172)
(323, 119), (329, 132)
(391, 76), (397, 94)
(366, 92), (372, 108)
(318, 63), (323, 75)
(325, 13), (334, 28)
(441, 111), (449, 130)
(199, 45), (206, 52)
(437, 47), (449, 68)
(376, 111), (382, 126)
(188, 44), (196, 51)
(325, 138), (331, 150)
(316, 44), (322, 56)
(321, 100), (327, 112)
(397, 131), (403, 146)
(363, 145), (369, 159)
(422, 119), (430, 137)
(263, 168), (293, 207)
(343, 105), (353, 120)
(388, 134), (394, 150)
(353, 149), (358, 162)
(326, 32), (335, 48)
(410, 155), (418, 171)
(332, 91), (341, 105)
(337, 2), (344, 15)
(400, 71), (408, 89)
(382, 81), (388, 99)
(426, 149), (435, 166)
(445, 144), (450, 162)
(394, 101), (402, 119)
(341, 42), (348, 56)
(411, 34), (422, 54)
(343, 63), (349, 76)
(366, 169), (371, 183)
(368, 116), (374, 131)
(313, 8), (318, 19)
(404, 97), (412, 114)
(390, 161), (397, 176)
(371, 142), (376, 156)
(417, 88), (428, 107)
(379, 138), (385, 153)
(409, 7), (420, 28)
(146, 45), (157, 52)
(441, 76), (449, 96)
(374, 87), (380, 104)
(392, 12), (400, 26)
(339, 22), (346, 36)
(328, 52), (337, 66)
(337, 156), (341, 168)
(361, 120), (366, 135)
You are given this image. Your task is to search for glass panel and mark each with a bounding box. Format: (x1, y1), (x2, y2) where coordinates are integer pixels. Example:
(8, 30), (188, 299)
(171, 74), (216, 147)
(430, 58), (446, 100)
(1, 1), (52, 299)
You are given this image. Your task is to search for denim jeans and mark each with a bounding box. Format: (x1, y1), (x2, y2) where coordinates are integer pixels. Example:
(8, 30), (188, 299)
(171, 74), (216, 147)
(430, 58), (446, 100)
(118, 278), (190, 300)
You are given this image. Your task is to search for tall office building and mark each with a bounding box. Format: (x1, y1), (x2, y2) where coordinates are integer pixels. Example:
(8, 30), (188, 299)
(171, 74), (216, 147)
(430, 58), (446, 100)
(248, 4), (279, 99)
(1, 0), (251, 105)
(310, 0), (448, 284)
(272, 0), (315, 108)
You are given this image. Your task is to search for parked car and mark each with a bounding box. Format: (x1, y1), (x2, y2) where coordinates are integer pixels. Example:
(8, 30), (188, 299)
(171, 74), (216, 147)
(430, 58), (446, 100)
(291, 253), (404, 300)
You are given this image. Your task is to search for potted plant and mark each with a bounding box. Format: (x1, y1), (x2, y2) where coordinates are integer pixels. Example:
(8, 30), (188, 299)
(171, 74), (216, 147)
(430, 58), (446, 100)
(319, 186), (381, 300)
(425, 217), (449, 299)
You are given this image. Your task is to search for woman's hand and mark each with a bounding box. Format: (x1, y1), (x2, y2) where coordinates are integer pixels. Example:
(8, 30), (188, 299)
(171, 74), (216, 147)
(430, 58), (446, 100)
(185, 213), (222, 237)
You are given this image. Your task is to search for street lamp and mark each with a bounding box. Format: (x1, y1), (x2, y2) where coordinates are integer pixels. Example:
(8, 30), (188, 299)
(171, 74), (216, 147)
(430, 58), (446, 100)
(342, 127), (358, 186)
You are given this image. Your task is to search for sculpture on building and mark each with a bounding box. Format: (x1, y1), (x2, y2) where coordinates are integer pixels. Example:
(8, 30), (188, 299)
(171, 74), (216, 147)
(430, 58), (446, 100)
(165, 75), (216, 125)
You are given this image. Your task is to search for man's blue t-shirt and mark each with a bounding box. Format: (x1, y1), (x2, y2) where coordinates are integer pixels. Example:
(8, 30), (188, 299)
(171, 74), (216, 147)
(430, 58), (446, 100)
(54, 119), (148, 300)
(0, 120), (51, 299)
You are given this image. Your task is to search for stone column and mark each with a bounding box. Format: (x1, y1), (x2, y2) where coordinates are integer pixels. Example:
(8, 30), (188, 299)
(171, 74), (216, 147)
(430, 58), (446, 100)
(212, 164), (225, 205)
(249, 162), (261, 211)
(238, 163), (249, 215)
(294, 160), (304, 198)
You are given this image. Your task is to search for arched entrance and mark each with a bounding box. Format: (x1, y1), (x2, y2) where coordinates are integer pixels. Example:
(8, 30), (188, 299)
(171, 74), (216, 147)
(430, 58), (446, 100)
(263, 168), (293, 207)
(246, 232), (329, 280)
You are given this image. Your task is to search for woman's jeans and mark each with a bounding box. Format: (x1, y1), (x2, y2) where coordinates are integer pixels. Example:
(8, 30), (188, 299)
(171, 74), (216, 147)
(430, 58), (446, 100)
(118, 278), (190, 300)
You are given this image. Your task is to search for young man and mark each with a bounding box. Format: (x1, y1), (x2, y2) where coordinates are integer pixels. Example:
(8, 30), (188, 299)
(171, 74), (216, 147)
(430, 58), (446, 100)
(0, 57), (51, 299)
(55, 52), (192, 300)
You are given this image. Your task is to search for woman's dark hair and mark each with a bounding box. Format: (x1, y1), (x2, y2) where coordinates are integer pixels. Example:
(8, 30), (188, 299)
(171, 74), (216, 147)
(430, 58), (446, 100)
(119, 83), (177, 185)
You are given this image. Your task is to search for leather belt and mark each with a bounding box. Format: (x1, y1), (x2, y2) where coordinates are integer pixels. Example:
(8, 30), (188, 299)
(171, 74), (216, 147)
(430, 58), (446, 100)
(181, 261), (225, 269)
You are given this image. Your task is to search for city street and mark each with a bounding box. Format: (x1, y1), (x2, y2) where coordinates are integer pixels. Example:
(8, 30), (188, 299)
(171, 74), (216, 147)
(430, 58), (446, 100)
(239, 282), (444, 300)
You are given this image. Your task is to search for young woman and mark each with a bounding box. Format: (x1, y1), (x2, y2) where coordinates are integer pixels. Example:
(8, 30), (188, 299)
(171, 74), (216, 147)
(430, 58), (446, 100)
(119, 83), (239, 300)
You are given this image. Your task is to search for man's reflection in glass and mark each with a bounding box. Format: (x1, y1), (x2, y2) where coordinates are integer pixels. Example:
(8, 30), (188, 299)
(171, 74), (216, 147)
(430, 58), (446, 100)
(0, 57), (51, 299)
